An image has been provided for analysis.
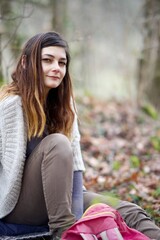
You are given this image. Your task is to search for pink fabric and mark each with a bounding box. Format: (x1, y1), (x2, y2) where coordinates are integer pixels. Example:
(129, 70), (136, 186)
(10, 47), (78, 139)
(104, 228), (123, 239)
(80, 233), (97, 240)
(61, 203), (150, 240)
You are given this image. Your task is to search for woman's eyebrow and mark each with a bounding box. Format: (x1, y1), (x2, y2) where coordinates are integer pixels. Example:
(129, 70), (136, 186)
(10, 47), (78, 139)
(42, 54), (67, 61)
(42, 54), (54, 58)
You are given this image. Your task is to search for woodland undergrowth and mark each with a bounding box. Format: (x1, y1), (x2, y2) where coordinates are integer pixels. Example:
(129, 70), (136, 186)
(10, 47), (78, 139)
(77, 96), (160, 226)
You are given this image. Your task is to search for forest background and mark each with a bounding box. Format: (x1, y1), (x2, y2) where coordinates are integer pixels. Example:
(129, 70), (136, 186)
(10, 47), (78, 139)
(0, 0), (160, 226)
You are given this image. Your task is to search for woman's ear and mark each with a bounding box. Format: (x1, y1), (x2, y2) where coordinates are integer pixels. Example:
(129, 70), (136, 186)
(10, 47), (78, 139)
(21, 55), (26, 69)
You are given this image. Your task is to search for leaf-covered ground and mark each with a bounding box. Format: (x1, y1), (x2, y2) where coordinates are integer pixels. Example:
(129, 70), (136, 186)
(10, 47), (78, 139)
(76, 96), (160, 226)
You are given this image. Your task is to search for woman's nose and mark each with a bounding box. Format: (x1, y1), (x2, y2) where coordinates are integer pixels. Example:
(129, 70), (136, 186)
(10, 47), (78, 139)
(51, 61), (60, 71)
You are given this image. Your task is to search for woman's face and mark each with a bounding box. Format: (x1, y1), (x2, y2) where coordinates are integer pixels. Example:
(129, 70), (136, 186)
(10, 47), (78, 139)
(41, 46), (67, 94)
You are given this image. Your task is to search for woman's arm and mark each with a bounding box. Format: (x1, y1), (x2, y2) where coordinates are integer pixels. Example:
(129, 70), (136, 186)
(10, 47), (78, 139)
(0, 95), (27, 218)
(72, 170), (83, 220)
(70, 102), (85, 219)
(71, 112), (85, 171)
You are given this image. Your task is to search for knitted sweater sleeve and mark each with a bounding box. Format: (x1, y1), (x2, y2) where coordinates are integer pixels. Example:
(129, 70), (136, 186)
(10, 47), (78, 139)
(0, 95), (27, 218)
(71, 109), (85, 172)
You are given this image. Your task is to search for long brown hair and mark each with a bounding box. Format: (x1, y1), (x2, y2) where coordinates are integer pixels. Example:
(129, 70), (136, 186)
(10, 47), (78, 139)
(1, 32), (75, 139)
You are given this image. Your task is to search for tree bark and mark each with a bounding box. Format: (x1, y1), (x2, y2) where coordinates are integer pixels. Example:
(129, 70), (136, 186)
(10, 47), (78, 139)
(50, 0), (67, 34)
(137, 0), (160, 109)
(0, 0), (11, 83)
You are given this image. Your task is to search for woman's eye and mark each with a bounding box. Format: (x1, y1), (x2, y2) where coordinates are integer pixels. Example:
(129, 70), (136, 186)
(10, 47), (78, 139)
(42, 58), (51, 63)
(59, 61), (66, 66)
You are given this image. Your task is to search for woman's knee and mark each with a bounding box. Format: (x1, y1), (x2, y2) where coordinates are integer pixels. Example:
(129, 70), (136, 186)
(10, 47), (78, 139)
(41, 133), (73, 165)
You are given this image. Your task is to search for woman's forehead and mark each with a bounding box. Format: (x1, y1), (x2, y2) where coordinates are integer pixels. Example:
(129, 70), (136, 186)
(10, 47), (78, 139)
(42, 46), (66, 57)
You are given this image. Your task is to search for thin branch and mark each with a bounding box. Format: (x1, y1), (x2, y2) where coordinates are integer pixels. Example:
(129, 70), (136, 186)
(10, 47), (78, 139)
(1, 0), (33, 51)
(0, 9), (34, 21)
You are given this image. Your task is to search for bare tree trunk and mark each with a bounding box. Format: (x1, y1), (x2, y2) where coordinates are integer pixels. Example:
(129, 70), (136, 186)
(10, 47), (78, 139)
(0, 0), (37, 83)
(0, 0), (11, 83)
(0, 32), (3, 83)
(50, 0), (67, 34)
(137, 0), (160, 109)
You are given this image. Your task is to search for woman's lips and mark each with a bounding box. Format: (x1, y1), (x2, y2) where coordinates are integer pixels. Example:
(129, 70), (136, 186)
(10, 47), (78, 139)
(47, 75), (60, 80)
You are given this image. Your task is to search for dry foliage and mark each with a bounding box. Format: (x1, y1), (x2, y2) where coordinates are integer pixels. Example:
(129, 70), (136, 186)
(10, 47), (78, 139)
(77, 96), (160, 226)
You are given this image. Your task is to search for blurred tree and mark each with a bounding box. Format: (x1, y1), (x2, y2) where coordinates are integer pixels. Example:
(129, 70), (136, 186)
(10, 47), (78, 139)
(49, 0), (67, 34)
(0, 0), (44, 83)
(0, 0), (68, 83)
(0, 0), (29, 83)
(137, 0), (160, 109)
(0, 0), (11, 83)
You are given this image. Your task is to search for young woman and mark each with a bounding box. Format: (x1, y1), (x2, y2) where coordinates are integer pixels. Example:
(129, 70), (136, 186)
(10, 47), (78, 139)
(0, 32), (159, 240)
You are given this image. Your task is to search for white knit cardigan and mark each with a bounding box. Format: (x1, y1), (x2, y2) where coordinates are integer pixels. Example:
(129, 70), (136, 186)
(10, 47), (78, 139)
(0, 95), (85, 218)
